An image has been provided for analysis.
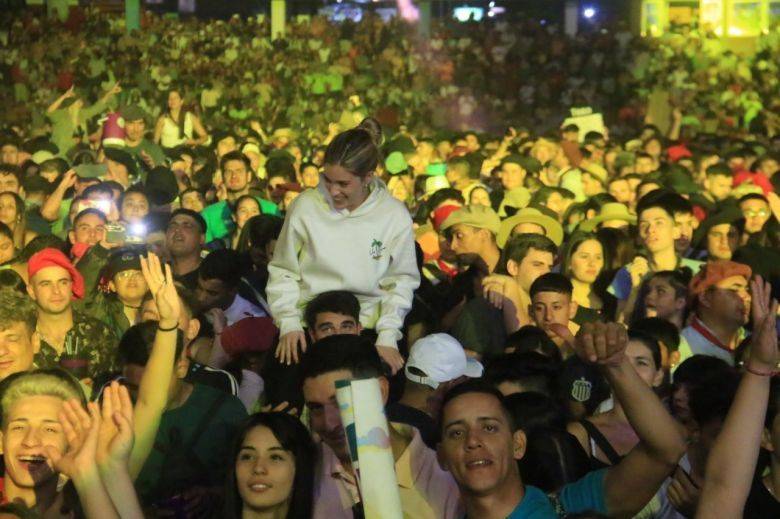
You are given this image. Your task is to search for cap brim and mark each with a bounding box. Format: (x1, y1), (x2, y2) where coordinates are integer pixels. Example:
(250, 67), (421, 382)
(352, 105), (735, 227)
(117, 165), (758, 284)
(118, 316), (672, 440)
(464, 358), (484, 378)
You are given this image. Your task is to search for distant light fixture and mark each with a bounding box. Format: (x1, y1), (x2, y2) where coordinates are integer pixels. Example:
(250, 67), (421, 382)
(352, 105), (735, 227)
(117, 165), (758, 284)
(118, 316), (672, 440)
(489, 1), (495, 6)
(583, 7), (596, 19)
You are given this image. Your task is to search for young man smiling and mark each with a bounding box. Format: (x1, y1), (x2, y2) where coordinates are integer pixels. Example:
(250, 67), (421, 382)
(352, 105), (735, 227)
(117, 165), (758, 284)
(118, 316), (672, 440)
(436, 322), (687, 519)
(200, 151), (279, 242)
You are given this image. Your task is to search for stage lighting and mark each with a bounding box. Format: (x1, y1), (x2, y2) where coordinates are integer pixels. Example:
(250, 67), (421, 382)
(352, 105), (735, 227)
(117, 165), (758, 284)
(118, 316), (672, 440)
(583, 6), (596, 19)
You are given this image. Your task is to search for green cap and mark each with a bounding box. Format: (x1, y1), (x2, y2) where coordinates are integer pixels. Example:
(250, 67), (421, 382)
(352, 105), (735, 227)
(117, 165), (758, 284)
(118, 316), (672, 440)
(385, 151), (408, 175)
(426, 162), (447, 176)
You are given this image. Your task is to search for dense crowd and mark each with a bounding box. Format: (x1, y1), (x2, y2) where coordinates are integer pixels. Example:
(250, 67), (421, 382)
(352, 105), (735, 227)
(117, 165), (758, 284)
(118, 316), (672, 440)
(0, 6), (776, 519)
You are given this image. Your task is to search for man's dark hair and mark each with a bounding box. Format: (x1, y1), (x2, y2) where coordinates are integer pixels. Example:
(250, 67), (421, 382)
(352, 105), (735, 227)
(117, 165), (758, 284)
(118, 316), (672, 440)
(18, 235), (67, 262)
(673, 355), (732, 390)
(447, 157), (473, 179)
(705, 162), (733, 178)
(427, 188), (464, 212)
(738, 193), (769, 205)
(118, 320), (185, 366)
(300, 334), (384, 382)
(265, 156), (297, 182)
(82, 183), (114, 200)
(636, 189), (684, 220)
(665, 192), (694, 216)
(630, 317), (680, 351)
(437, 379), (514, 439)
(199, 249), (244, 289)
(530, 273), (573, 299)
(73, 208), (108, 226)
(484, 352), (559, 397)
(303, 291), (360, 330)
(39, 158), (69, 177)
(220, 150), (252, 173)
(627, 330), (662, 369)
(505, 325), (562, 362)
(689, 369), (740, 427)
(501, 233), (557, 269)
(169, 208), (207, 235)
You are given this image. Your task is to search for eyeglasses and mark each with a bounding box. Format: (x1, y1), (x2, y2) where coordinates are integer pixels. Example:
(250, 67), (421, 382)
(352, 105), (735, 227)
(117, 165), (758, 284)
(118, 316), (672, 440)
(116, 270), (143, 280)
(743, 210), (769, 218)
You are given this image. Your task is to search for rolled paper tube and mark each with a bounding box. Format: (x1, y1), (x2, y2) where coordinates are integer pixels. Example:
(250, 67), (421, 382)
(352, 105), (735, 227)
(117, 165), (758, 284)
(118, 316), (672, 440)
(335, 379), (360, 471)
(350, 378), (403, 519)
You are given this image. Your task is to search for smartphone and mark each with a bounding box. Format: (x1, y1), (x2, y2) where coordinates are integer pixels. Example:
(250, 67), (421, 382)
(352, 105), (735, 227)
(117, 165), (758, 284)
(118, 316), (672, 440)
(125, 222), (147, 244)
(105, 222), (126, 244)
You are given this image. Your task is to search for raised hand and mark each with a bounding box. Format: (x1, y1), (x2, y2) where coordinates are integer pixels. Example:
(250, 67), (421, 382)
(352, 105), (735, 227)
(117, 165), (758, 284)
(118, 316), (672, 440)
(748, 276), (778, 374)
(59, 168), (78, 190)
(96, 382), (135, 470)
(45, 400), (101, 482)
(140, 252), (180, 328)
(551, 321), (628, 366)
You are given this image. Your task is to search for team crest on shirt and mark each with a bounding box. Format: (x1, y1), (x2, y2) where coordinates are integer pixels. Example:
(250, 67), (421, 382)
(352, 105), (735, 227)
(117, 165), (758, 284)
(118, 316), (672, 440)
(370, 239), (385, 260)
(571, 377), (592, 403)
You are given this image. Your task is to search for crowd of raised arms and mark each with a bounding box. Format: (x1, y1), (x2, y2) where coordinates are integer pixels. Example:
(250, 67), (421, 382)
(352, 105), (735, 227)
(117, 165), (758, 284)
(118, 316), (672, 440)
(0, 6), (776, 519)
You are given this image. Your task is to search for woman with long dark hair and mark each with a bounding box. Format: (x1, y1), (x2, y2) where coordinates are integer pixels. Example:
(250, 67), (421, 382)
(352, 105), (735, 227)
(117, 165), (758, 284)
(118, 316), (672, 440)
(224, 413), (316, 519)
(559, 231), (616, 325)
(154, 89), (209, 149)
(267, 117), (420, 373)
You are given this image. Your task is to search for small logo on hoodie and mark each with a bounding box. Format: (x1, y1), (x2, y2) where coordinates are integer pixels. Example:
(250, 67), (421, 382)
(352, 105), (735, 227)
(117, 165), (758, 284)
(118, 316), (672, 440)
(370, 239), (385, 260)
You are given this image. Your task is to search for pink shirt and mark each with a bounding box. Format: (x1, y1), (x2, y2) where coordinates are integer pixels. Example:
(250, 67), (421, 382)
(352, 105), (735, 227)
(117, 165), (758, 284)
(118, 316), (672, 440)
(312, 423), (463, 519)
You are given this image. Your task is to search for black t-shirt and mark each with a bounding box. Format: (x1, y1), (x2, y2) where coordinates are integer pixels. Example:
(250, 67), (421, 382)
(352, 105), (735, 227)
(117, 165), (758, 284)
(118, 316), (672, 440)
(744, 472), (780, 518)
(385, 402), (437, 449)
(174, 268), (199, 291)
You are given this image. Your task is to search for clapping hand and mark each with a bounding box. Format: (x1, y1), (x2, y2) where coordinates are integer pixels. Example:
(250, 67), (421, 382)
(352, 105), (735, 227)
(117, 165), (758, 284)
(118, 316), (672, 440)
(96, 381), (134, 471)
(44, 400), (101, 483)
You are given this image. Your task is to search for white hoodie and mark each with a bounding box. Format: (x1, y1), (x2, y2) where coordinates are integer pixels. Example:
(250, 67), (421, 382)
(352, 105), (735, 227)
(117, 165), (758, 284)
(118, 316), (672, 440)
(267, 178), (420, 349)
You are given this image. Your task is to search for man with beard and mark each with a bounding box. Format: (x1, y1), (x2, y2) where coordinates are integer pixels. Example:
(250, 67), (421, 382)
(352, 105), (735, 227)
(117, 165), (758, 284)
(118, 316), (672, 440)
(200, 151), (278, 243)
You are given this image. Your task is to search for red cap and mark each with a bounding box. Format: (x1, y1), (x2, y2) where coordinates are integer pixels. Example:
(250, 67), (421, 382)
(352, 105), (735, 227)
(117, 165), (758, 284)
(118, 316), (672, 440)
(689, 260), (752, 301)
(432, 204), (461, 232)
(667, 144), (693, 163)
(220, 317), (279, 358)
(27, 248), (85, 299)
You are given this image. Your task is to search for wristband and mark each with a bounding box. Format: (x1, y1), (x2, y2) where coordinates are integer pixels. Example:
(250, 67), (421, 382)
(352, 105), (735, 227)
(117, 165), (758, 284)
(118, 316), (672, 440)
(745, 364), (776, 377)
(157, 322), (179, 332)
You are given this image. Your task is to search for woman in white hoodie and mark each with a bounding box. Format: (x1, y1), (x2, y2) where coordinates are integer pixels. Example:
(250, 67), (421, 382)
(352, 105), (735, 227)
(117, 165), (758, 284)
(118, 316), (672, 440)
(267, 118), (420, 373)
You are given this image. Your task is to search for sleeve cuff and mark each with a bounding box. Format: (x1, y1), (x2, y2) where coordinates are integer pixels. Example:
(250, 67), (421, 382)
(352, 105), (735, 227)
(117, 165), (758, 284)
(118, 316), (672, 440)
(376, 329), (400, 350)
(278, 318), (304, 337)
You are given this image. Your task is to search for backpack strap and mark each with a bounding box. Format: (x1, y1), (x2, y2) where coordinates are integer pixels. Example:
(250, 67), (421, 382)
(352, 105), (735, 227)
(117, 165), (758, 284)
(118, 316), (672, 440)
(579, 419), (622, 466)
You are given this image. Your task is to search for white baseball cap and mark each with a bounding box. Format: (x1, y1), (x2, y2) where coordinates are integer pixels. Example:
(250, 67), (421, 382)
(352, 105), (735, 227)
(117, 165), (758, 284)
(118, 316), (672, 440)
(405, 333), (484, 389)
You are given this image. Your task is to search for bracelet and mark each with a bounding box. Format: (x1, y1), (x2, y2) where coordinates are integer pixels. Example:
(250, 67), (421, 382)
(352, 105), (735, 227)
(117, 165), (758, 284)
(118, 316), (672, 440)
(745, 364), (776, 377)
(157, 322), (179, 332)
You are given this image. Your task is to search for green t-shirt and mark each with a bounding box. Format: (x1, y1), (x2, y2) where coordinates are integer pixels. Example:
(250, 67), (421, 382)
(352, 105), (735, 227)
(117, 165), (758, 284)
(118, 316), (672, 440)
(135, 384), (247, 503)
(201, 197), (280, 243)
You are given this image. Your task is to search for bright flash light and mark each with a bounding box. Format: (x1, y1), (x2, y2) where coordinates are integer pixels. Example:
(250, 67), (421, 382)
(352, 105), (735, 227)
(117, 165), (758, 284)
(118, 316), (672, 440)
(583, 7), (596, 19)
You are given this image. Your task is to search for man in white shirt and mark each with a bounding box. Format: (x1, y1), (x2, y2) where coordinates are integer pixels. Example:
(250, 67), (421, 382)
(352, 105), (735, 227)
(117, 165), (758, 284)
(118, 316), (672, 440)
(195, 249), (267, 325)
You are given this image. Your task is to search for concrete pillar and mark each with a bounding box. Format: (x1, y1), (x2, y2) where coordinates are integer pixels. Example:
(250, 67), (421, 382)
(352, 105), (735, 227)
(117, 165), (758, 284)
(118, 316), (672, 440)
(418, 0), (431, 38)
(564, 0), (579, 37)
(126, 0), (141, 32)
(271, 0), (285, 39)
